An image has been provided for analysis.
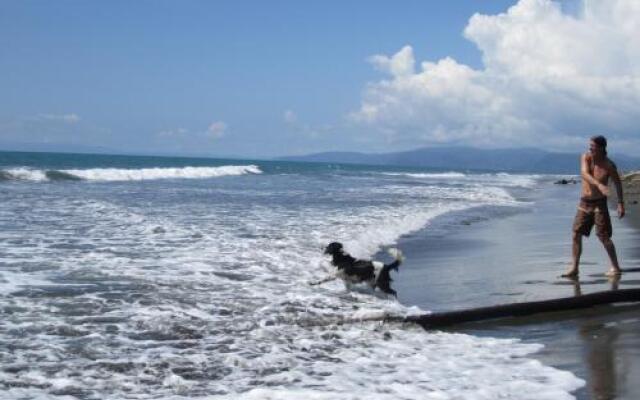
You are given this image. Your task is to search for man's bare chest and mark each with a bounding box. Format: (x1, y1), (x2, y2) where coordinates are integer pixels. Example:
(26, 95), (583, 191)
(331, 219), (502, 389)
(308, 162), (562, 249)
(591, 164), (610, 182)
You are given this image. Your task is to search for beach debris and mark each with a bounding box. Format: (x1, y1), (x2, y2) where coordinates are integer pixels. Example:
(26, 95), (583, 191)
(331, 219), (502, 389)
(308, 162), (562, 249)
(622, 172), (640, 182)
(554, 178), (578, 185)
(393, 288), (640, 329)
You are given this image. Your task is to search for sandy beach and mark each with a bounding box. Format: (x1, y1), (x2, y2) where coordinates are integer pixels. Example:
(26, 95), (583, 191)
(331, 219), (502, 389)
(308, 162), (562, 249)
(395, 176), (640, 400)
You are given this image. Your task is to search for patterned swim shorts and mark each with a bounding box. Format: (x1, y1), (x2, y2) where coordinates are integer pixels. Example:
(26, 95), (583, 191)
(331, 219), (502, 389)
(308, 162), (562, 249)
(572, 197), (612, 239)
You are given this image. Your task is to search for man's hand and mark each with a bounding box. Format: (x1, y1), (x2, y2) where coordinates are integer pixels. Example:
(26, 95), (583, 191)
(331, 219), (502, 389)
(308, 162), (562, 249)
(599, 183), (610, 196)
(618, 203), (625, 218)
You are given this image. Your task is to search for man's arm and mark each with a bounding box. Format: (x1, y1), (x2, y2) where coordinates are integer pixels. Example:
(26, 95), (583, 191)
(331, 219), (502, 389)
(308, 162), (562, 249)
(609, 162), (625, 218)
(581, 154), (609, 195)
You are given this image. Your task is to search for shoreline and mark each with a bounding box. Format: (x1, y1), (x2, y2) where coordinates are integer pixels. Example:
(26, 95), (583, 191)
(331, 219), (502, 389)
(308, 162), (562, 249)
(621, 173), (640, 229)
(394, 177), (640, 400)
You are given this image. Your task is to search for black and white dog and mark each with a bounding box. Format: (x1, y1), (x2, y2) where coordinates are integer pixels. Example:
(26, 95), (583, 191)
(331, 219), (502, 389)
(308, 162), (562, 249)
(315, 242), (404, 296)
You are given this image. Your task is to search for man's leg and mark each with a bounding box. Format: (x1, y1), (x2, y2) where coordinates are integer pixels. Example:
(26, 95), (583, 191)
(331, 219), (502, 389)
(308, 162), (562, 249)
(563, 231), (582, 277)
(596, 209), (622, 276)
(599, 235), (622, 276)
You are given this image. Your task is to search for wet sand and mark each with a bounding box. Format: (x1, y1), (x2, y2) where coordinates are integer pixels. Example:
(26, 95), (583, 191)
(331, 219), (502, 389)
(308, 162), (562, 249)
(395, 179), (640, 400)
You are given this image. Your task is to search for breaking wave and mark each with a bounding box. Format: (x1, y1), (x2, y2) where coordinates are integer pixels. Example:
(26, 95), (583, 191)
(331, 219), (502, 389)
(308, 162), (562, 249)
(382, 171), (467, 179)
(380, 171), (541, 188)
(0, 165), (262, 182)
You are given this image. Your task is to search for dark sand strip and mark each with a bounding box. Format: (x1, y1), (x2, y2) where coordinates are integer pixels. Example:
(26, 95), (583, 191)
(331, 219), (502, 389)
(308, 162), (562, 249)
(394, 179), (640, 400)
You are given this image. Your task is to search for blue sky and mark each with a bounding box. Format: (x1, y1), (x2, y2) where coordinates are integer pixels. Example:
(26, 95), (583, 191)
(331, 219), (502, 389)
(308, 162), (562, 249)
(1, 0), (639, 158)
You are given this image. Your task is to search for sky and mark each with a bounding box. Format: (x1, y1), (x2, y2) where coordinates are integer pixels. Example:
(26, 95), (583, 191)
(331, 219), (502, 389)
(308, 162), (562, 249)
(1, 0), (639, 159)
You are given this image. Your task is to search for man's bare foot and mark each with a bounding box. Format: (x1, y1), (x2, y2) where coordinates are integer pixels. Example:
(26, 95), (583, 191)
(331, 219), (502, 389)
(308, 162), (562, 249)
(607, 274), (621, 290)
(605, 268), (622, 277)
(561, 270), (579, 278)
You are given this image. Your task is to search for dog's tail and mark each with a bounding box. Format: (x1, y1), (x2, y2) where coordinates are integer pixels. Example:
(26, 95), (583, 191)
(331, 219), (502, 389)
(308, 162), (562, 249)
(385, 248), (404, 272)
(376, 248), (404, 296)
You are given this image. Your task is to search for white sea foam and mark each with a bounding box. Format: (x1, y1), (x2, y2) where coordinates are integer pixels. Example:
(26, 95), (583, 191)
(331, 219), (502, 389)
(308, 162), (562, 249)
(383, 171), (467, 179)
(1, 167), (48, 181)
(64, 165), (262, 181)
(0, 165), (262, 182)
(0, 166), (584, 399)
(487, 172), (542, 188)
(382, 170), (541, 188)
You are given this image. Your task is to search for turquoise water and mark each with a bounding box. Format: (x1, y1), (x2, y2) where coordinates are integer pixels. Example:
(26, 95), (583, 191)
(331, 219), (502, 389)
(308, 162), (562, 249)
(0, 150), (442, 175)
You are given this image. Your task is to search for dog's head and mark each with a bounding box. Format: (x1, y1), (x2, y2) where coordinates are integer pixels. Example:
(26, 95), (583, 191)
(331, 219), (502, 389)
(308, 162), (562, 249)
(324, 242), (343, 256)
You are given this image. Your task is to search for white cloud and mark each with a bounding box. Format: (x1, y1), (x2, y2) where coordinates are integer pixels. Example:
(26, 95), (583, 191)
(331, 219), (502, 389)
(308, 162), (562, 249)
(38, 113), (81, 123)
(0, 113), (113, 148)
(352, 0), (640, 151)
(155, 121), (227, 150)
(368, 45), (415, 77)
(157, 128), (188, 137)
(282, 109), (333, 139)
(284, 109), (297, 124)
(206, 121), (227, 139)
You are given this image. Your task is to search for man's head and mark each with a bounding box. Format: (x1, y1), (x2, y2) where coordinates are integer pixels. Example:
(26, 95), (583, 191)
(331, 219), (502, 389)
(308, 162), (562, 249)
(589, 135), (607, 157)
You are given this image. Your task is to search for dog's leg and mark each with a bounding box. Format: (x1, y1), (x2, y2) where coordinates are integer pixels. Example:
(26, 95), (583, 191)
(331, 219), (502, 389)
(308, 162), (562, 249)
(375, 261), (401, 297)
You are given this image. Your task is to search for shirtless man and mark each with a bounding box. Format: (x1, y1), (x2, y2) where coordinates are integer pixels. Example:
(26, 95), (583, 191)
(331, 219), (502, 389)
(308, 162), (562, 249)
(563, 135), (625, 278)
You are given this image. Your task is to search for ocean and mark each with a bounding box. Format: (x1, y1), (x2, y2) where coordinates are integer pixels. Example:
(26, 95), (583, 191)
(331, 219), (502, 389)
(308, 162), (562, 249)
(0, 151), (583, 399)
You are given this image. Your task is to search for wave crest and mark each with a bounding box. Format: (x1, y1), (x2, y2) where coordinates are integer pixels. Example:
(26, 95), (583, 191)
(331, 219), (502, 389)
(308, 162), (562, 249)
(0, 165), (262, 182)
(382, 172), (467, 179)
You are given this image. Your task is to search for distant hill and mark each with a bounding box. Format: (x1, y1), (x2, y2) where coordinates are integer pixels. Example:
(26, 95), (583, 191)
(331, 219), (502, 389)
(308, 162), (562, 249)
(279, 147), (640, 174)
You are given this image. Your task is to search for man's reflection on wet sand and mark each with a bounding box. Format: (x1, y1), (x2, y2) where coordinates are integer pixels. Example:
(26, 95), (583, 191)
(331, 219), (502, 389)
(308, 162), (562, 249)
(568, 276), (623, 400)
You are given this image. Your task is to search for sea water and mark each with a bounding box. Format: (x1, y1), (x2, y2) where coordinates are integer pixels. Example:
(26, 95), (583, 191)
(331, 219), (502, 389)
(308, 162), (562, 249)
(0, 151), (584, 399)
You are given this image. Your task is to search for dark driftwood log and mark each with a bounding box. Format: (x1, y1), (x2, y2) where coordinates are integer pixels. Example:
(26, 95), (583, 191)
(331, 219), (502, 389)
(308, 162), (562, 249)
(397, 288), (640, 330)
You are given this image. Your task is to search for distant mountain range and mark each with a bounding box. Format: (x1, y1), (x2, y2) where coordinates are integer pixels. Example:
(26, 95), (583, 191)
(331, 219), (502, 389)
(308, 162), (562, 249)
(3, 142), (638, 174)
(278, 147), (640, 174)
